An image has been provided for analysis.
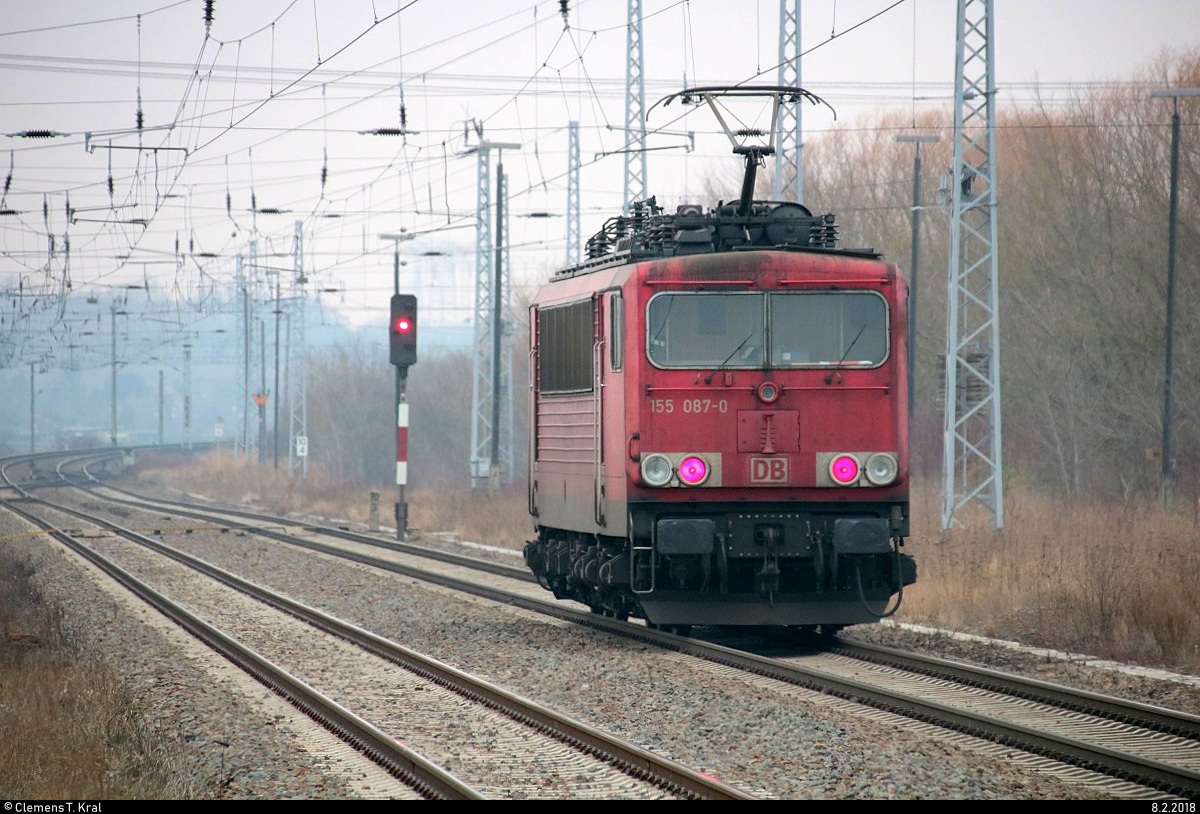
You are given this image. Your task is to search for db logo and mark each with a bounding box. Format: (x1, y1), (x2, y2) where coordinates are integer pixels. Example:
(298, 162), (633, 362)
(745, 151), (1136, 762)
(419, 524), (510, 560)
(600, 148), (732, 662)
(750, 456), (789, 483)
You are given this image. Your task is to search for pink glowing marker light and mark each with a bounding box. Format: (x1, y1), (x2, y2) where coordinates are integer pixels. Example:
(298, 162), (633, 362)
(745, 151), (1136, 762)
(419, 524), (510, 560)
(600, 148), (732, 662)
(830, 455), (860, 485)
(678, 456), (708, 485)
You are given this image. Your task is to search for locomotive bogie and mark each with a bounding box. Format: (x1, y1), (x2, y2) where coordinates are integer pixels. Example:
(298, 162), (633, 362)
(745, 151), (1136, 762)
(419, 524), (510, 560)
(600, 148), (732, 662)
(524, 496), (915, 627)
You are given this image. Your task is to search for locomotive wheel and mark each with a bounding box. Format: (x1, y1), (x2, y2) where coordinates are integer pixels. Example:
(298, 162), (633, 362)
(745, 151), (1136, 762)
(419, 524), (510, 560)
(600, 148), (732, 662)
(590, 606), (629, 622)
(647, 623), (691, 636)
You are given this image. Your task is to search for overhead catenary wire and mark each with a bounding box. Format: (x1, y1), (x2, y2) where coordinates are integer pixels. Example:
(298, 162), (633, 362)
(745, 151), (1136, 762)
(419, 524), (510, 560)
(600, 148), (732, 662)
(2, 0), (1193, 371)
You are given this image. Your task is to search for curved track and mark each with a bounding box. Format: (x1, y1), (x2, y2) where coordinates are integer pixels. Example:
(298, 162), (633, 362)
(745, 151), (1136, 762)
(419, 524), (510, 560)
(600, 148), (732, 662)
(6, 447), (1200, 799)
(1, 449), (753, 800)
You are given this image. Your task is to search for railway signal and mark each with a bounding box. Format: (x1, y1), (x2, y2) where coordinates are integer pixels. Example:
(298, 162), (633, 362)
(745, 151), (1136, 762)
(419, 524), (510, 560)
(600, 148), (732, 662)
(387, 292), (417, 541)
(389, 294), (418, 367)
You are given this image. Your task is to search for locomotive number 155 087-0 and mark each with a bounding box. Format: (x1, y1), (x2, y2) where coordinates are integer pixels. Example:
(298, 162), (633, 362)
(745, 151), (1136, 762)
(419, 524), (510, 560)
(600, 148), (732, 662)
(650, 398), (729, 414)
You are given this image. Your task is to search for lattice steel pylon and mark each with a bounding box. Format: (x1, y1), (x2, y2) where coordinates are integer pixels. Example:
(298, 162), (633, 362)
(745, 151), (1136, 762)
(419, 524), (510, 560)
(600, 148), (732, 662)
(468, 141), (519, 488)
(567, 121), (581, 266)
(236, 247), (260, 458)
(942, 0), (1003, 530)
(623, 0), (646, 213)
(500, 171), (514, 486)
(235, 252), (246, 454)
(287, 220), (307, 480)
(774, 0), (802, 203)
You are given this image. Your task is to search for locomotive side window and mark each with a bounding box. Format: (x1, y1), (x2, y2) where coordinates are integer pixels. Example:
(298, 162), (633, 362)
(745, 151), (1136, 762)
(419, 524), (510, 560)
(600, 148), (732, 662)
(647, 292), (765, 368)
(609, 292), (623, 371)
(770, 292), (888, 367)
(537, 299), (594, 393)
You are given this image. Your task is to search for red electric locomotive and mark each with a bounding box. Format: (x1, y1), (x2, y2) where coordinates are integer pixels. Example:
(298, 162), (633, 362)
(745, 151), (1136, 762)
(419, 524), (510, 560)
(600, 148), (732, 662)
(523, 87), (916, 634)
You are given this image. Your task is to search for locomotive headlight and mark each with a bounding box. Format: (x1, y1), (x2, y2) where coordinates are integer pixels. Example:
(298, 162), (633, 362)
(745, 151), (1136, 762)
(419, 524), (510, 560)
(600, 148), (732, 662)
(756, 380), (780, 404)
(829, 454), (861, 485)
(864, 452), (899, 486)
(677, 455), (709, 486)
(640, 453), (673, 487)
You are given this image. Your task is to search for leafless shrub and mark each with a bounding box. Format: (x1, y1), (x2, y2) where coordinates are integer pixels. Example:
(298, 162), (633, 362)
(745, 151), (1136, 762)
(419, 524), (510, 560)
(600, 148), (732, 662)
(902, 478), (1200, 671)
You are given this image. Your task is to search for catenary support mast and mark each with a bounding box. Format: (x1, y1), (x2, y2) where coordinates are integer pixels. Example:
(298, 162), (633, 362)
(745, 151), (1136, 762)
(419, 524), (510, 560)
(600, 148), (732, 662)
(287, 220), (308, 480)
(774, 0), (802, 203)
(942, 0), (1003, 530)
(468, 140), (520, 489)
(567, 121), (581, 266)
(623, 0), (646, 212)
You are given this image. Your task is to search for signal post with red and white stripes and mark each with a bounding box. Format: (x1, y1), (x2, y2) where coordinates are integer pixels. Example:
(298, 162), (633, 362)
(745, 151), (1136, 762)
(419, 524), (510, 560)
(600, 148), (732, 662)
(388, 291), (417, 541)
(395, 391), (408, 539)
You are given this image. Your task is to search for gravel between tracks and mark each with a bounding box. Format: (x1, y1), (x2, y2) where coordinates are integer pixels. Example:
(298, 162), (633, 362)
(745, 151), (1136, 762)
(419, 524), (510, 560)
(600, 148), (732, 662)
(5, 482), (1198, 800)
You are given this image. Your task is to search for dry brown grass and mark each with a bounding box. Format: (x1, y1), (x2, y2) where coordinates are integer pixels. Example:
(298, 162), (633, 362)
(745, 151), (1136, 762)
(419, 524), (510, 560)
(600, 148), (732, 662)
(138, 451), (1200, 673)
(900, 480), (1200, 671)
(136, 450), (534, 549)
(0, 545), (192, 799)
(408, 485), (533, 549)
(136, 448), (377, 526)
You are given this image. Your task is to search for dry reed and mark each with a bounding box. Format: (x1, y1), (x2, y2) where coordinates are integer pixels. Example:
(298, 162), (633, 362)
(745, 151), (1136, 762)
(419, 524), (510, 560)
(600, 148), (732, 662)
(900, 480), (1200, 670)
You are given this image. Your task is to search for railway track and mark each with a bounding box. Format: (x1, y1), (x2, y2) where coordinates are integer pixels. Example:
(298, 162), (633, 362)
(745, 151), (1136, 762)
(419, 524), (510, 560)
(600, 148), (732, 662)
(1, 467), (471, 799)
(0, 451), (754, 800)
(6, 447), (1200, 799)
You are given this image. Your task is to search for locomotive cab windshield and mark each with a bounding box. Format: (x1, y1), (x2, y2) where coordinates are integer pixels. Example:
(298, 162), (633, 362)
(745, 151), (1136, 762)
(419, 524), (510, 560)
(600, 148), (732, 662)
(646, 290), (888, 370)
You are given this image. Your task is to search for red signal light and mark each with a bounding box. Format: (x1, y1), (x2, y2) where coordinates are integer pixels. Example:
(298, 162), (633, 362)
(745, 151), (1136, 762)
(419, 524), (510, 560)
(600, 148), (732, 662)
(389, 294), (418, 366)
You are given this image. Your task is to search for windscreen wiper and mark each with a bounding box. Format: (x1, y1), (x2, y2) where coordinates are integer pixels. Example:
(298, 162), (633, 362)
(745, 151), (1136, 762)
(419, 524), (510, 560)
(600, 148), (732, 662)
(704, 331), (754, 384)
(824, 324), (867, 384)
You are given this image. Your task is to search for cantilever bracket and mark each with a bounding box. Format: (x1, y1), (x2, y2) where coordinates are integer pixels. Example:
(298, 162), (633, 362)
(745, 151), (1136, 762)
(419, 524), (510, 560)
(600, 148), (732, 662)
(85, 131), (189, 157)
